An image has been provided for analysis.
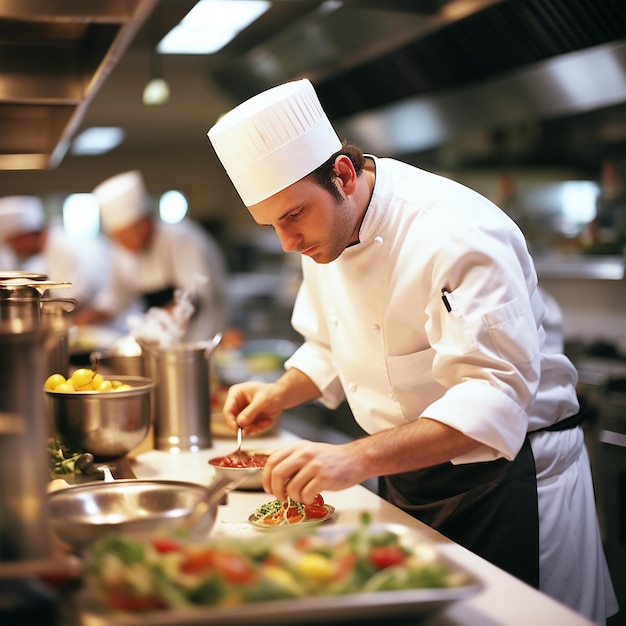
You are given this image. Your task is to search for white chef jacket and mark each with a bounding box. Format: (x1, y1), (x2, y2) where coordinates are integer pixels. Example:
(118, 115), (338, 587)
(285, 156), (617, 623)
(20, 224), (109, 308)
(93, 218), (228, 341)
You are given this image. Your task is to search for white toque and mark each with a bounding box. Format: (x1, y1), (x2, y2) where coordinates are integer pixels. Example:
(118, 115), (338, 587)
(207, 79), (342, 206)
(0, 195), (46, 238)
(93, 170), (150, 233)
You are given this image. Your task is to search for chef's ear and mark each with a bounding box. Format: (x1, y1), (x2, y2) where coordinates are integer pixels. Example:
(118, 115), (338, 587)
(333, 155), (357, 193)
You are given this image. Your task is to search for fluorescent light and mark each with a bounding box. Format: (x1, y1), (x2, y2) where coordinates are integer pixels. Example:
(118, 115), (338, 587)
(159, 190), (188, 224)
(62, 194), (101, 238)
(143, 77), (170, 105)
(70, 127), (125, 156)
(157, 0), (271, 55)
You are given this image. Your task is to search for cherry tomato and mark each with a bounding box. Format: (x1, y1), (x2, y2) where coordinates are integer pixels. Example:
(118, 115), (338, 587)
(180, 549), (216, 574)
(152, 537), (183, 553)
(304, 504), (328, 519)
(312, 493), (325, 506)
(212, 551), (256, 584)
(368, 546), (406, 569)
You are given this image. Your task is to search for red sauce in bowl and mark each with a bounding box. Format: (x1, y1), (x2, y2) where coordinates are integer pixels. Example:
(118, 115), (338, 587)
(210, 453), (269, 469)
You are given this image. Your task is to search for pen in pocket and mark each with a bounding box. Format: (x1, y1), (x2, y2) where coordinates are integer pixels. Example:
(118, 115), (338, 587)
(441, 288), (452, 312)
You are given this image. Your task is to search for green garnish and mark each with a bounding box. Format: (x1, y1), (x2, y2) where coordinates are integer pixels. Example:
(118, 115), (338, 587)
(48, 438), (82, 475)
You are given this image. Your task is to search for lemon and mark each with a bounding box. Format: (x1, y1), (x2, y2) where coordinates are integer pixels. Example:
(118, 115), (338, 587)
(44, 373), (66, 391)
(54, 382), (76, 393)
(70, 368), (96, 390)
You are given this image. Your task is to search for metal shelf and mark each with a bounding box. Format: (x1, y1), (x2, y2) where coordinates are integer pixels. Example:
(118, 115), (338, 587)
(534, 255), (625, 280)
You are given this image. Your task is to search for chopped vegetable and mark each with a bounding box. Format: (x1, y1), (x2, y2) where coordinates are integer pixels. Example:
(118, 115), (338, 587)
(83, 514), (466, 615)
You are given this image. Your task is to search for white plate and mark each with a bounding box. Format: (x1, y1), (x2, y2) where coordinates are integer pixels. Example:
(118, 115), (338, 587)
(80, 523), (484, 626)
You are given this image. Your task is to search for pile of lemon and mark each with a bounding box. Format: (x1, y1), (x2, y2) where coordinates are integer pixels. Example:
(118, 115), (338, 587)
(44, 368), (132, 393)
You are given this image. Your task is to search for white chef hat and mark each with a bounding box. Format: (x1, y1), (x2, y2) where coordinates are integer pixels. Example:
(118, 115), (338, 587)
(0, 195), (46, 239)
(207, 79), (342, 206)
(92, 170), (150, 233)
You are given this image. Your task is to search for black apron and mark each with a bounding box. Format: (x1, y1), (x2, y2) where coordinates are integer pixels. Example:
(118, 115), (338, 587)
(142, 286), (175, 310)
(379, 436), (540, 588)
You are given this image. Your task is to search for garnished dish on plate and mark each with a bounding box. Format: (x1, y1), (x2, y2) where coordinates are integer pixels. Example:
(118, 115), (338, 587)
(248, 493), (335, 527)
(80, 512), (482, 624)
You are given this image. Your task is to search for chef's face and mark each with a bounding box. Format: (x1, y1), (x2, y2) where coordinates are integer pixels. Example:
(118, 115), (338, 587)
(108, 215), (153, 252)
(6, 231), (44, 258)
(247, 156), (362, 264)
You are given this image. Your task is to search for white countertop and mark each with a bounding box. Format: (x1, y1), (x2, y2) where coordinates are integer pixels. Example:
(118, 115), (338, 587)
(130, 430), (594, 626)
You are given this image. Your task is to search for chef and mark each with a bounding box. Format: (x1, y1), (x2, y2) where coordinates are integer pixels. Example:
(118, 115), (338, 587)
(208, 79), (617, 624)
(0, 194), (107, 308)
(74, 170), (228, 341)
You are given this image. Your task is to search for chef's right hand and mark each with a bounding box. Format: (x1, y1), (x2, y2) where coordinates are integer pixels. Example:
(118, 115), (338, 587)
(222, 381), (284, 436)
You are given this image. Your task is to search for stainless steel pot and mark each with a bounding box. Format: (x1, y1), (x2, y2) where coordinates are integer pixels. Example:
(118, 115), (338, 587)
(0, 321), (51, 563)
(0, 273), (75, 567)
(141, 334), (222, 453)
(45, 376), (154, 461)
(0, 272), (75, 377)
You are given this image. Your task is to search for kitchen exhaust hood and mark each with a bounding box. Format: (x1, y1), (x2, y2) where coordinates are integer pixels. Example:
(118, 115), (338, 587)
(0, 0), (157, 171)
(211, 0), (626, 166)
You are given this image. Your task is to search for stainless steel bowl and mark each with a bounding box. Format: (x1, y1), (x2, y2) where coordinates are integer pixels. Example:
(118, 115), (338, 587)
(208, 450), (269, 490)
(47, 479), (219, 551)
(45, 375), (154, 460)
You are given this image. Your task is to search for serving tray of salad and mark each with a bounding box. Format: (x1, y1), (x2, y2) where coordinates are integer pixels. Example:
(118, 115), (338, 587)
(79, 513), (483, 625)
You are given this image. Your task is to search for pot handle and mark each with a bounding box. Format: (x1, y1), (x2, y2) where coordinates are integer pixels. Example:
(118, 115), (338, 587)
(203, 331), (223, 359)
(40, 298), (77, 313)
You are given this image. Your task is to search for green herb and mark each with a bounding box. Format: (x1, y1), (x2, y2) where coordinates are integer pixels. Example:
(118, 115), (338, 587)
(48, 438), (82, 475)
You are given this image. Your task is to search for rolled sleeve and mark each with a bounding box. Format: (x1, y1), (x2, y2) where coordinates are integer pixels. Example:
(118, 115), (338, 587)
(424, 379), (529, 463)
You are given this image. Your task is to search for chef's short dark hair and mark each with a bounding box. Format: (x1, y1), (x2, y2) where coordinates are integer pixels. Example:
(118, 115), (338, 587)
(309, 141), (365, 201)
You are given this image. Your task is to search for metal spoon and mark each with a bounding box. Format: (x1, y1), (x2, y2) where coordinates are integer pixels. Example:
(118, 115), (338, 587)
(235, 427), (243, 454)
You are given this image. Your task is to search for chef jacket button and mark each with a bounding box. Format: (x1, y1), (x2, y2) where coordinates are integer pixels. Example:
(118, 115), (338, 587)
(371, 324), (380, 333)
(374, 236), (383, 246)
(348, 383), (358, 393)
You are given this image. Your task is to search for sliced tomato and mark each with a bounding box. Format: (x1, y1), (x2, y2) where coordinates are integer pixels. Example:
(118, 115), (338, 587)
(333, 552), (357, 582)
(180, 549), (216, 574)
(368, 546), (406, 569)
(261, 510), (285, 526)
(304, 503), (328, 519)
(152, 537), (183, 553)
(285, 505), (304, 524)
(212, 551), (256, 585)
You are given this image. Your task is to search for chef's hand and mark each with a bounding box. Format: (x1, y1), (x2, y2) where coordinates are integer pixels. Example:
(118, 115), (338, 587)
(222, 381), (284, 436)
(263, 440), (367, 505)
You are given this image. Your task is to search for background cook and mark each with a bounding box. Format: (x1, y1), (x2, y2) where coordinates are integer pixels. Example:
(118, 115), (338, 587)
(74, 169), (229, 341)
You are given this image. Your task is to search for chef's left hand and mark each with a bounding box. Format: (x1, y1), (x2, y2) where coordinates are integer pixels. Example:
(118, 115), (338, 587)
(263, 440), (367, 504)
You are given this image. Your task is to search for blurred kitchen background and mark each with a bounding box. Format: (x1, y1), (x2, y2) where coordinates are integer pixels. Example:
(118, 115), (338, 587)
(1, 2), (626, 619)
